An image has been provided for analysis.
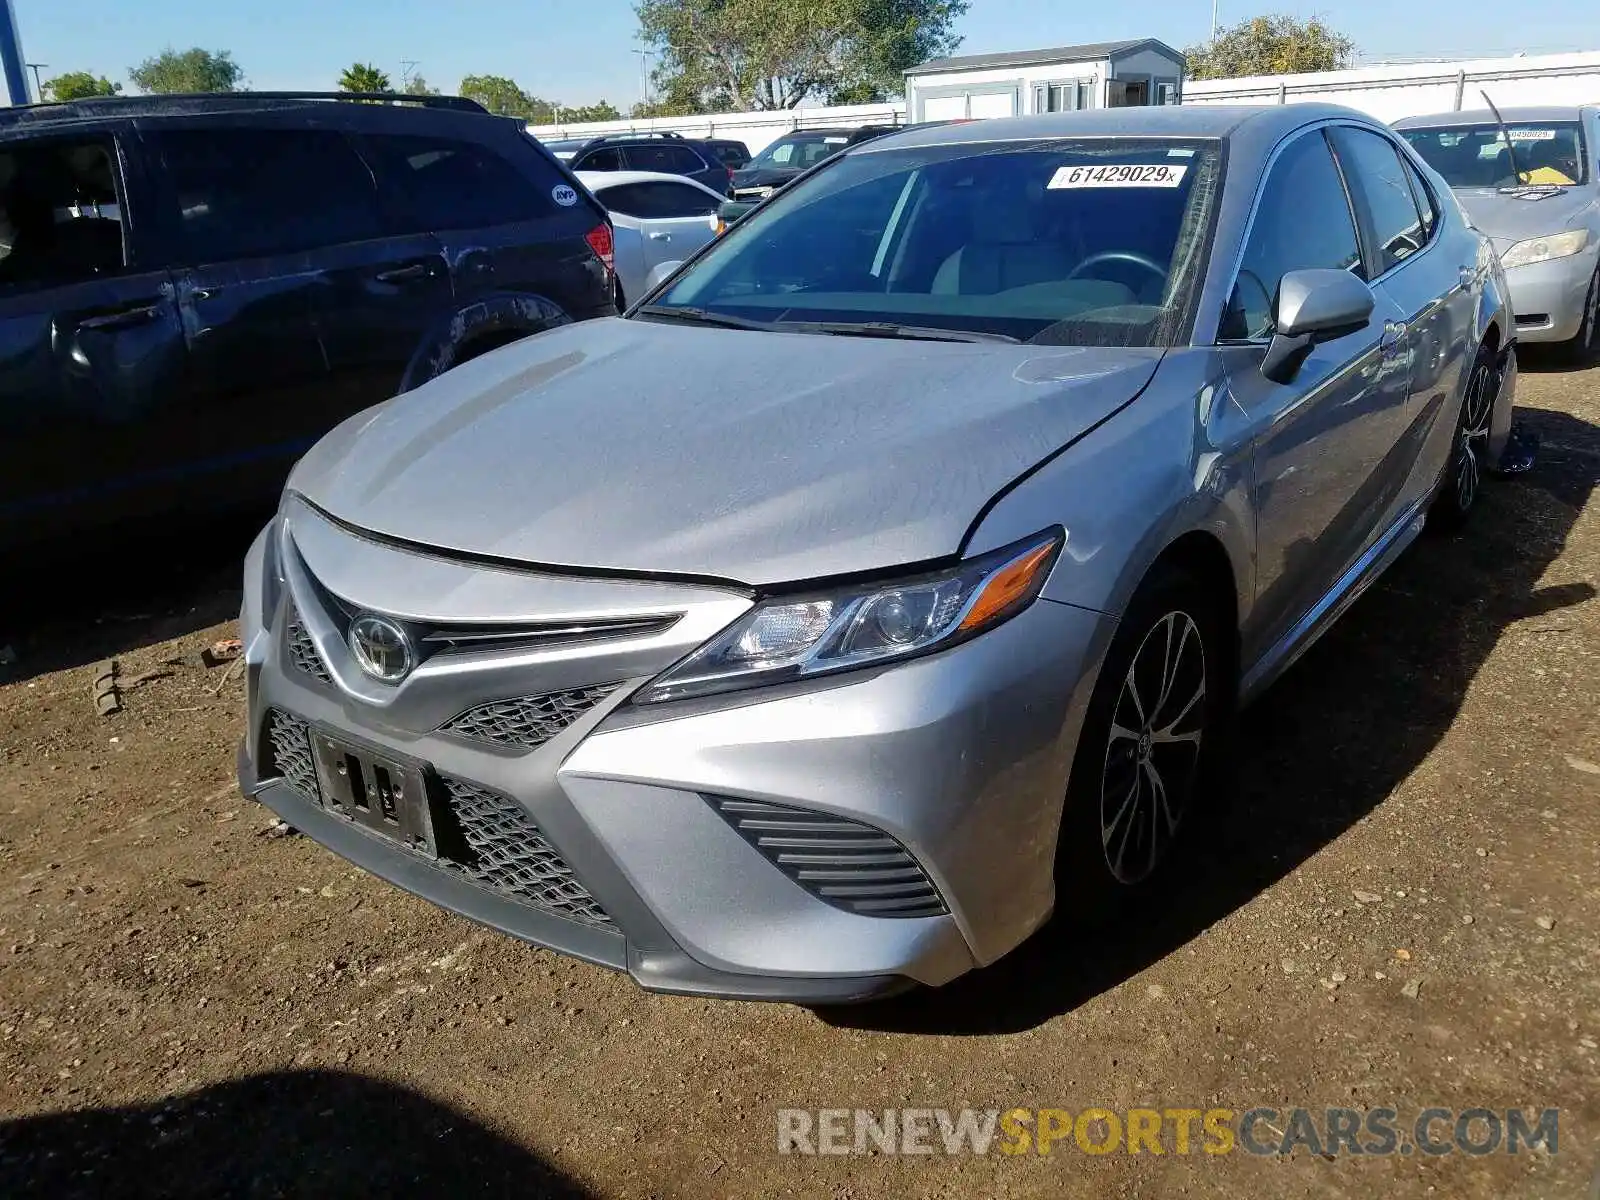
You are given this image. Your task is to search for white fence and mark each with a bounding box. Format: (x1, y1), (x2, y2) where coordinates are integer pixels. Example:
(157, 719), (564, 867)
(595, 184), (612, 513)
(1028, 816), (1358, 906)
(1183, 50), (1600, 122)
(527, 101), (907, 155)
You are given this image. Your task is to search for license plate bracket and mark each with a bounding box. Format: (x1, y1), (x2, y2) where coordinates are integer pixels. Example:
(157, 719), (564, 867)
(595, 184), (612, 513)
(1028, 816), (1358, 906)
(309, 730), (438, 859)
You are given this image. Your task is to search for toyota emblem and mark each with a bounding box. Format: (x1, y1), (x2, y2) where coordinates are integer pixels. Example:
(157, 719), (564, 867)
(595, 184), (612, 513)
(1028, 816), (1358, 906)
(347, 614), (414, 684)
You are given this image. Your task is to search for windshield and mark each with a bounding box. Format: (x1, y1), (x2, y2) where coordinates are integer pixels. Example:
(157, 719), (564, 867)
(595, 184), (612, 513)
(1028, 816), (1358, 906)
(1401, 122), (1589, 188)
(748, 134), (852, 171)
(542, 138), (586, 158)
(648, 137), (1222, 347)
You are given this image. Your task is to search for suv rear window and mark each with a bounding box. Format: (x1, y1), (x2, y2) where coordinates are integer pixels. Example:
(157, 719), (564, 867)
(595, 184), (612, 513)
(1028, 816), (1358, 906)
(361, 133), (558, 230)
(155, 128), (382, 262)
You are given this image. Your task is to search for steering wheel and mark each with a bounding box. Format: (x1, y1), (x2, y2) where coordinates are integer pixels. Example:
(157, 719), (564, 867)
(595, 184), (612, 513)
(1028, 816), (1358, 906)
(1068, 250), (1168, 285)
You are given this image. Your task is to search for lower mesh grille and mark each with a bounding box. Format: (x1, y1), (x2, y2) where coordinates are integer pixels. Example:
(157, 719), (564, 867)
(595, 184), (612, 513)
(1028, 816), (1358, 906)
(285, 606), (332, 684)
(440, 685), (619, 750)
(265, 709), (319, 801)
(440, 777), (612, 926)
(711, 797), (947, 918)
(259, 709), (611, 927)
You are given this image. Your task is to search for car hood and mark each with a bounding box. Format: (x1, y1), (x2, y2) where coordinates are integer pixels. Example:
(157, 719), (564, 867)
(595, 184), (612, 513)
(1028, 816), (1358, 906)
(1451, 186), (1599, 248)
(288, 318), (1161, 586)
(730, 165), (801, 190)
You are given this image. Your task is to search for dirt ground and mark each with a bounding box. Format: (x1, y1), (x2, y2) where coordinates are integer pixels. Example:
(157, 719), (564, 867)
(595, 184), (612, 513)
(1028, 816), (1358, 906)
(2, 355), (1597, 1199)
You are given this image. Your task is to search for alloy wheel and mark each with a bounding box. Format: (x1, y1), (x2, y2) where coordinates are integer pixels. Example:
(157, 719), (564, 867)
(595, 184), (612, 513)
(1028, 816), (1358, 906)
(1100, 610), (1208, 885)
(1454, 356), (1497, 513)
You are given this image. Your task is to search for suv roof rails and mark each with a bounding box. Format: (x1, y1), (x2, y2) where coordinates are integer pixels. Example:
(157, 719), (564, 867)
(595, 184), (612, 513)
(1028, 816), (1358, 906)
(582, 130), (686, 146)
(0, 90), (488, 127)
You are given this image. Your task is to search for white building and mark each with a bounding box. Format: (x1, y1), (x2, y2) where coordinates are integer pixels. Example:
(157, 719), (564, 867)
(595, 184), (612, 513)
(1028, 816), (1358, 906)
(903, 39), (1185, 123)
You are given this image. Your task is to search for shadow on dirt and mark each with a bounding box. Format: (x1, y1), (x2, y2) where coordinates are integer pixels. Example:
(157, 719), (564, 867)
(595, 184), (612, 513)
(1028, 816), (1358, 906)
(0, 512), (265, 686)
(824, 402), (1598, 1035)
(0, 1069), (591, 1199)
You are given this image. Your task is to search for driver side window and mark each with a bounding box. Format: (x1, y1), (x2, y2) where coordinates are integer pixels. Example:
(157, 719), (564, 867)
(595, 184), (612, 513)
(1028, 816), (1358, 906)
(1221, 130), (1363, 341)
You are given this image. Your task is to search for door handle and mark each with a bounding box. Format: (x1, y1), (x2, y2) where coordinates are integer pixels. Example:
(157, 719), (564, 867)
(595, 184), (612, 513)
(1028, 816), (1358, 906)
(375, 263), (431, 284)
(78, 304), (162, 331)
(648, 231), (672, 241)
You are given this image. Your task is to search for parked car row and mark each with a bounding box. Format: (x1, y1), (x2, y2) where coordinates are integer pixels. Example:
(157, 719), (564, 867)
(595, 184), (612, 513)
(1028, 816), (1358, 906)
(241, 103), (1533, 1002)
(0, 92), (619, 554)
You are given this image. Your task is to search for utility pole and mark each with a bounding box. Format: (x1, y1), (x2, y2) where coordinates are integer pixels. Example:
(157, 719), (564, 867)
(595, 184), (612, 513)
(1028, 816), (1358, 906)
(632, 48), (652, 107)
(26, 60), (45, 101)
(400, 59), (418, 89)
(1210, 0), (1219, 41)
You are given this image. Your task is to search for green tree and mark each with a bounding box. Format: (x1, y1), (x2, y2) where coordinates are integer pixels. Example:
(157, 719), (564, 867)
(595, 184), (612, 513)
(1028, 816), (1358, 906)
(458, 73), (534, 117)
(338, 62), (392, 93)
(44, 71), (121, 101)
(403, 73), (441, 96)
(1184, 14), (1356, 80)
(128, 47), (244, 94)
(636, 0), (966, 111)
(563, 100), (623, 122)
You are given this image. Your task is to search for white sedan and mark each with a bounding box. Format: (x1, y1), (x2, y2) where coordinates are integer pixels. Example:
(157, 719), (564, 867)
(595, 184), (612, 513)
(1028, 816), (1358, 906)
(576, 170), (725, 307)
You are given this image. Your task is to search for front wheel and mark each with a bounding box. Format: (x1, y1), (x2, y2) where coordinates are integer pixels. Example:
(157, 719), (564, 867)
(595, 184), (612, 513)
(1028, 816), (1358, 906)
(1562, 264), (1599, 366)
(1055, 565), (1229, 914)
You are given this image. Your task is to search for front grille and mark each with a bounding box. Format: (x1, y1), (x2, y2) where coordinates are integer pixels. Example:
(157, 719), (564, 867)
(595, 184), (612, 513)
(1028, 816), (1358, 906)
(711, 797), (947, 919)
(259, 709), (612, 928)
(440, 685), (619, 749)
(265, 709), (319, 801)
(440, 777), (612, 926)
(285, 606), (332, 684)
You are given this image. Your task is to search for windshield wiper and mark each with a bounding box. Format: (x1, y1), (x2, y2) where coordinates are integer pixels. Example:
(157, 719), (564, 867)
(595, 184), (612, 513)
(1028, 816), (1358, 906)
(784, 320), (1021, 344)
(634, 305), (774, 332)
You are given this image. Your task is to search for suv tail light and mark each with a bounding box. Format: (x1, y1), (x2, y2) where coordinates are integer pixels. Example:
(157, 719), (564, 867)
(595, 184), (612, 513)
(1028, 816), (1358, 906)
(585, 224), (614, 275)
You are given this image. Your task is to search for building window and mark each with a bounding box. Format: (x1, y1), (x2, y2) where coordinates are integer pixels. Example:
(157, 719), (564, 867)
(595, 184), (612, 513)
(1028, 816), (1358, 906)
(1033, 78), (1094, 113)
(1156, 79), (1180, 105)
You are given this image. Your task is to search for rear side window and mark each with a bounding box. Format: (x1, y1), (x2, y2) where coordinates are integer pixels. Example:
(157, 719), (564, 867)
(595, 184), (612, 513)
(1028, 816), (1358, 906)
(1399, 153), (1440, 239)
(362, 133), (556, 230)
(155, 128), (382, 262)
(598, 181), (719, 219)
(623, 144), (706, 175)
(1328, 127), (1428, 276)
(576, 146), (623, 171)
(0, 136), (127, 290)
(1222, 131), (1363, 341)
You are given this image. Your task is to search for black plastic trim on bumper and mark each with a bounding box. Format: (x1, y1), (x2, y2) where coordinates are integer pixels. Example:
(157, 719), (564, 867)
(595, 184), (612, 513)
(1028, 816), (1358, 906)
(238, 745), (913, 1005)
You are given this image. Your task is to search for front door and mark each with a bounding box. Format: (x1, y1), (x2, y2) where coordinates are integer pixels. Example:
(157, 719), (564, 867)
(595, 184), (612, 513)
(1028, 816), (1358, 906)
(0, 128), (187, 550)
(1218, 127), (1413, 666)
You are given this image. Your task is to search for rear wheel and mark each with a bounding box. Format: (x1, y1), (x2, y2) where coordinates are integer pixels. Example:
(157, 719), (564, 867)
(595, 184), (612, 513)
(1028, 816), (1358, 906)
(1055, 565), (1228, 915)
(1428, 342), (1498, 532)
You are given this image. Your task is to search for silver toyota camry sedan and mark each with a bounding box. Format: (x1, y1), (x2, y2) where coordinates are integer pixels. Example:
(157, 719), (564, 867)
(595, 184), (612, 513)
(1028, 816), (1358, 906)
(1396, 105), (1600, 361)
(238, 104), (1521, 1003)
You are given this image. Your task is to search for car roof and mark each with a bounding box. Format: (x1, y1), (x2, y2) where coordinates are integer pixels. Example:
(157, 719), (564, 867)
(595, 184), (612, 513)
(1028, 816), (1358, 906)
(1394, 105), (1596, 128)
(0, 91), (489, 137)
(575, 168), (722, 195)
(862, 104), (1380, 152)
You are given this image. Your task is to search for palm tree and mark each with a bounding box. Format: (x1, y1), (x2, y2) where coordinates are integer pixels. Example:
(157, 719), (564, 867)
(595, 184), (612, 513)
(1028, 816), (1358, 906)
(338, 63), (391, 94)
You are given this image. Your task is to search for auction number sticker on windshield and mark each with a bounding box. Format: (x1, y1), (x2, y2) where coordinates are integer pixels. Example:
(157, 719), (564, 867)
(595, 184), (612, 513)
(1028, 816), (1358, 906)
(1509, 129), (1557, 140)
(1049, 163), (1188, 189)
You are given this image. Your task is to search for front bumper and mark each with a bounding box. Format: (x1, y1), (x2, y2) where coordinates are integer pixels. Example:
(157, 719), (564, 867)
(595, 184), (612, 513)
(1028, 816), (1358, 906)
(1501, 246), (1598, 343)
(237, 501), (1112, 1002)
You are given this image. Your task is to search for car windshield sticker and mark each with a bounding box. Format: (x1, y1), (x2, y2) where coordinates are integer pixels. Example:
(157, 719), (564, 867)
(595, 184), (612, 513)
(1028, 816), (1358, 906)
(1509, 129), (1557, 140)
(552, 184), (579, 206)
(823, 136), (848, 144)
(1048, 163), (1189, 189)
(1167, 148), (1196, 158)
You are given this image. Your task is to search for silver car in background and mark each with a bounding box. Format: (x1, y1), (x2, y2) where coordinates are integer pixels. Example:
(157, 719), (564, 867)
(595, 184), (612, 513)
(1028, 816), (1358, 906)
(575, 169), (723, 308)
(238, 105), (1520, 1003)
(1396, 105), (1600, 360)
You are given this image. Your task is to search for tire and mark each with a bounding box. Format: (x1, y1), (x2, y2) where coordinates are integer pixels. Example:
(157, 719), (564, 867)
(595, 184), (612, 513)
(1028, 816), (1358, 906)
(1561, 264), (1599, 366)
(1427, 341), (1499, 533)
(1054, 564), (1230, 917)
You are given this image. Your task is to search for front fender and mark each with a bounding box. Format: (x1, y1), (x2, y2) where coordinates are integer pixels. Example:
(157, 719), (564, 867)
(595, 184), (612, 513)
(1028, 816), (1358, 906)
(397, 292), (573, 394)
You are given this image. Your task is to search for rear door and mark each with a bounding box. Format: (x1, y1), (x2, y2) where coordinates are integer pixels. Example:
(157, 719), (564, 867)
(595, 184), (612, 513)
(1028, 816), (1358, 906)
(0, 124), (187, 549)
(1218, 127), (1409, 665)
(598, 180), (721, 276)
(145, 119), (362, 503)
(359, 118), (612, 330)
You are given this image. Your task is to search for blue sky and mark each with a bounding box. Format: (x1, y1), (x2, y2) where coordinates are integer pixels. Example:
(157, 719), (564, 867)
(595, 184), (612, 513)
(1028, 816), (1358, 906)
(14, 0), (1596, 107)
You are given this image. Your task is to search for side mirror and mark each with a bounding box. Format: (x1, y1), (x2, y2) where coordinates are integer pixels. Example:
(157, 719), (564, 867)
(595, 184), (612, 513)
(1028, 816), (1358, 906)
(644, 260), (684, 292)
(1261, 268), (1376, 384)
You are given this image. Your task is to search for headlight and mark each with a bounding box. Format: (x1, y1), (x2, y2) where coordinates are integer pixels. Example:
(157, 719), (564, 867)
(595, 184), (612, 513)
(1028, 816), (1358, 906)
(1500, 229), (1589, 268)
(634, 529), (1063, 703)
